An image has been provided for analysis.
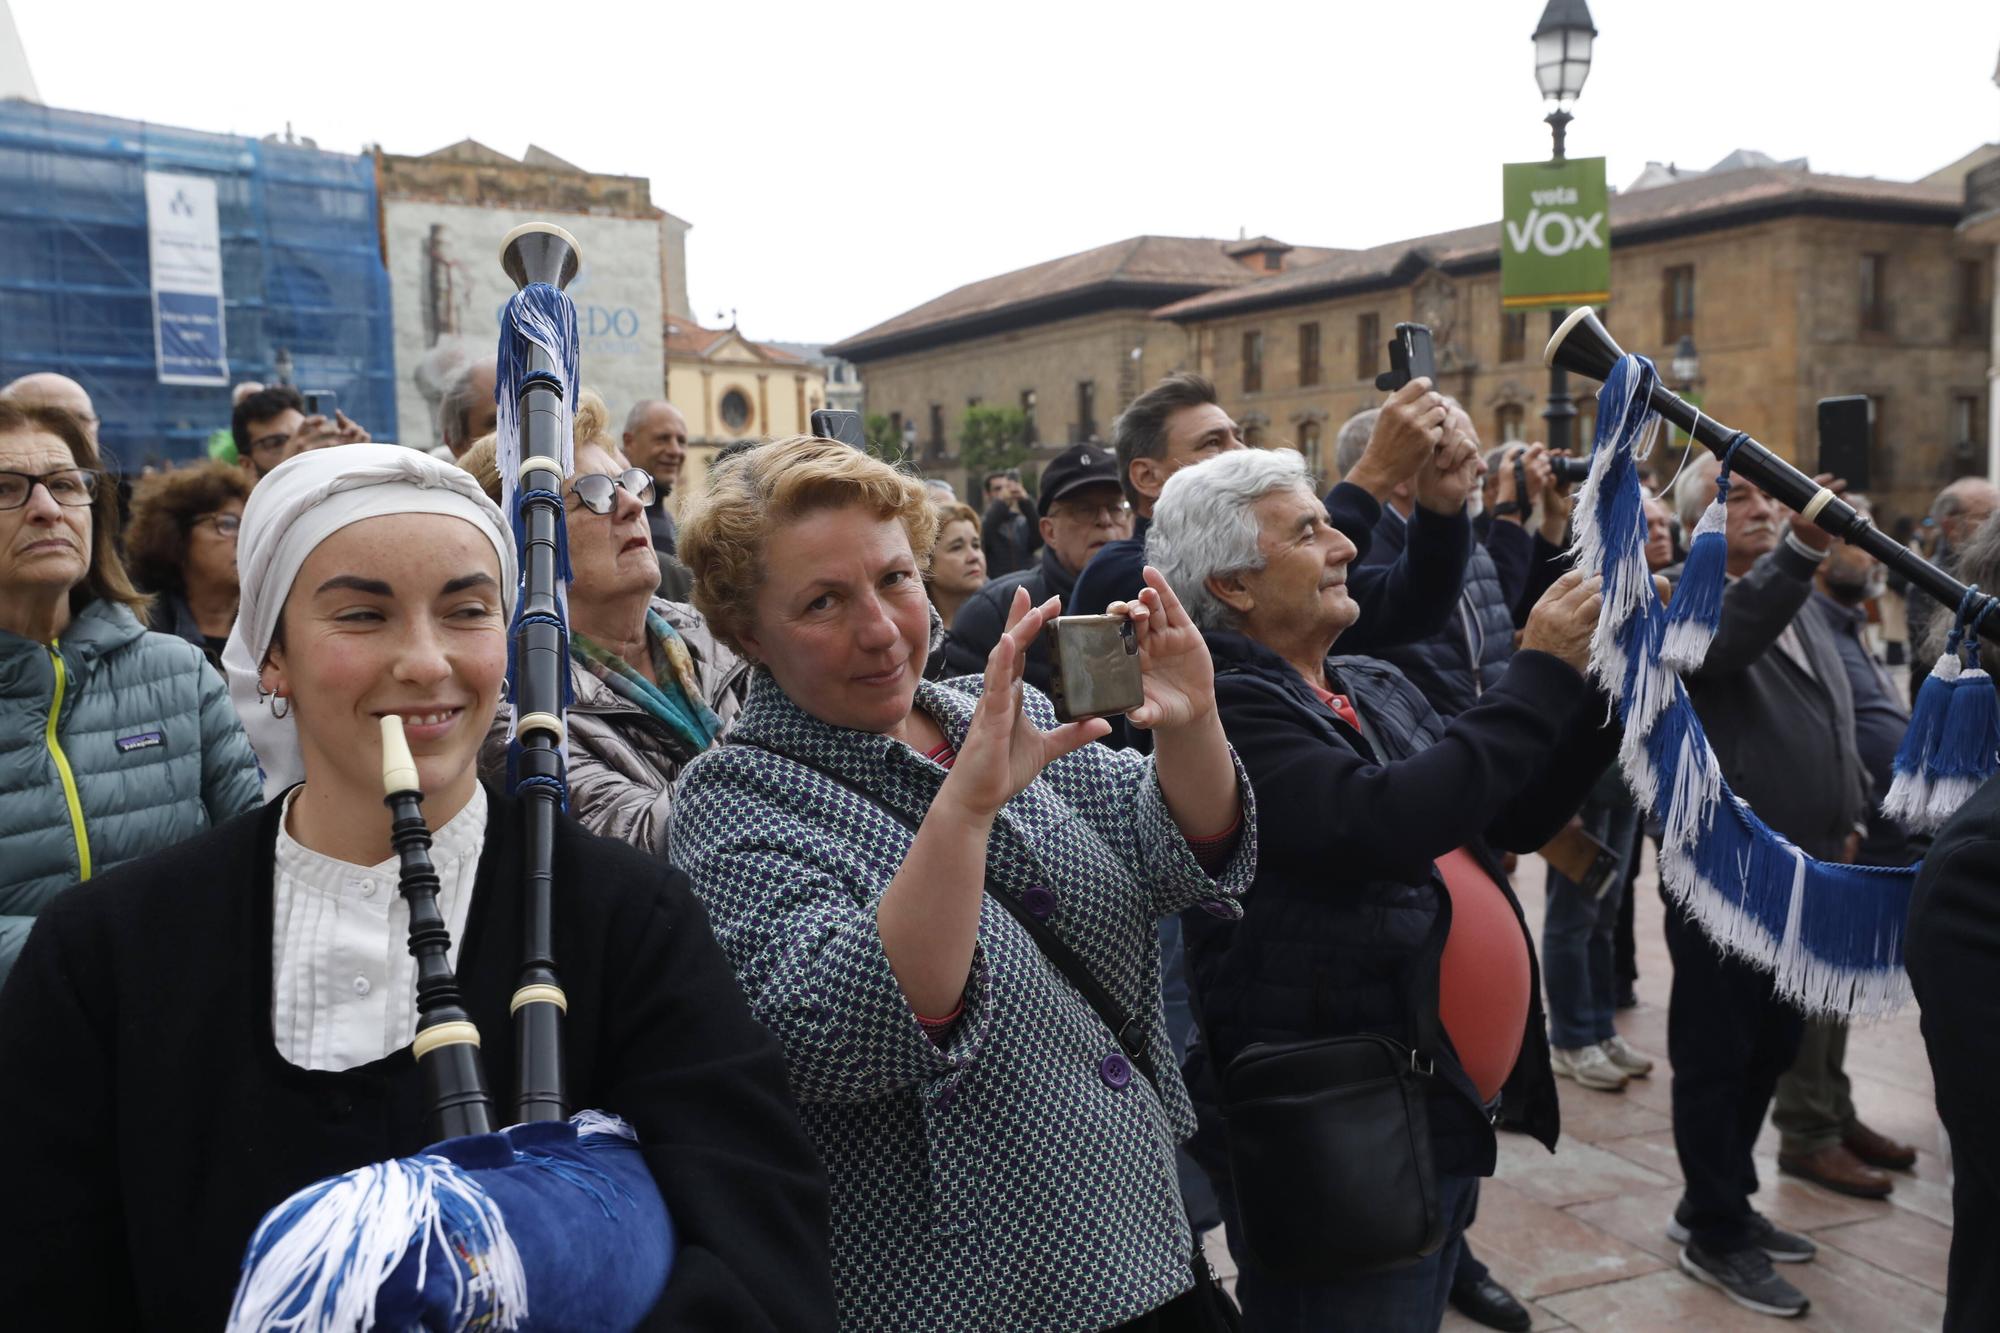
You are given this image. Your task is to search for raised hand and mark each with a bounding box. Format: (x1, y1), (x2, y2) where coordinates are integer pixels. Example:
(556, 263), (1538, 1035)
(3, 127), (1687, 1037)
(1788, 472), (1847, 553)
(1344, 377), (1447, 501)
(1106, 566), (1218, 732)
(938, 586), (1109, 820)
(1520, 570), (1606, 673)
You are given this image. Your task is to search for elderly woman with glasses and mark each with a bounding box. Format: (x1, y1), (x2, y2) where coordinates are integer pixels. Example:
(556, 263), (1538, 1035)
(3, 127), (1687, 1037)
(125, 461), (254, 673)
(0, 403), (261, 985)
(460, 392), (748, 856)
(671, 436), (1254, 1331)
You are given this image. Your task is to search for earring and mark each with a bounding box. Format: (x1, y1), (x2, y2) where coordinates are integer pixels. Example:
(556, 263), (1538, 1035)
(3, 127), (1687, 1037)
(270, 695), (291, 719)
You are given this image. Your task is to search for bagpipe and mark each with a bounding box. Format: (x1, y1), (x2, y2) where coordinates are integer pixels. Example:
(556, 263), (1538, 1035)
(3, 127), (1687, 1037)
(1546, 308), (2000, 1021)
(227, 224), (675, 1332)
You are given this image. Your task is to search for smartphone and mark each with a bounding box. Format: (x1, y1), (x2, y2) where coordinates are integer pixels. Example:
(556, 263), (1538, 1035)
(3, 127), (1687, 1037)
(1541, 822), (1623, 900)
(1816, 396), (1871, 494)
(811, 408), (866, 452)
(1373, 323), (1437, 393)
(1046, 615), (1144, 723)
(303, 389), (338, 422)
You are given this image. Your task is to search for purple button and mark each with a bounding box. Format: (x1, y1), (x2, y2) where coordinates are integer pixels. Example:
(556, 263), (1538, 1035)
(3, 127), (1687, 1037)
(1099, 1051), (1133, 1090)
(1021, 886), (1058, 920)
(1199, 899), (1234, 919)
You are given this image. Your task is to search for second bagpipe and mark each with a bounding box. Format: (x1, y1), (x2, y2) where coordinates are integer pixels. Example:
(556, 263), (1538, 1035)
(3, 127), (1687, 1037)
(1546, 307), (2000, 1021)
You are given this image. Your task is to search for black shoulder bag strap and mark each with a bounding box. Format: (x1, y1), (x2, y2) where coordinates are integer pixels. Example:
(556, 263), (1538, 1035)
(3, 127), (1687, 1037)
(735, 740), (1237, 1326)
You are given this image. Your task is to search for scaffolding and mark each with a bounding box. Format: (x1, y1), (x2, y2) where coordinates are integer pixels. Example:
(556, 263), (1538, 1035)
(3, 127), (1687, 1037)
(0, 100), (396, 465)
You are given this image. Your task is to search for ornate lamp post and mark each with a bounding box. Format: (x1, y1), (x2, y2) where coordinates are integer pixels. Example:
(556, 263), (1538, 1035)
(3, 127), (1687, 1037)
(1533, 0), (1596, 456)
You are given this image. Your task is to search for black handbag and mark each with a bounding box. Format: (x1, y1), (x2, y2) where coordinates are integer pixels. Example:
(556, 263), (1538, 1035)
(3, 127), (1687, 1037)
(1213, 907), (1451, 1281)
(741, 742), (1241, 1331)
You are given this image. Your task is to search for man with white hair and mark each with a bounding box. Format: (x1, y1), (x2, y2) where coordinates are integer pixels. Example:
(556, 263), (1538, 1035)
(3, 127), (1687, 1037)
(1, 373), (99, 445)
(1653, 450), (1866, 1318)
(1150, 446), (1617, 1330)
(623, 399), (690, 556)
(432, 357), (497, 462)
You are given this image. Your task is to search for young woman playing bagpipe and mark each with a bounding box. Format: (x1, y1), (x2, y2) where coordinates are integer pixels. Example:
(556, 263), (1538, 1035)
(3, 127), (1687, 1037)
(0, 442), (835, 1330)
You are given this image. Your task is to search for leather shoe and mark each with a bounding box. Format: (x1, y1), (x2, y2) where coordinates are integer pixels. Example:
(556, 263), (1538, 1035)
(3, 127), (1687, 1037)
(1777, 1143), (1893, 1199)
(1843, 1121), (1917, 1171)
(1449, 1274), (1532, 1332)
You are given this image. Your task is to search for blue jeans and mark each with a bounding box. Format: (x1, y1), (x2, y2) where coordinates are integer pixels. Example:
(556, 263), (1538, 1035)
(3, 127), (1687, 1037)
(1227, 1170), (1481, 1331)
(1541, 797), (1638, 1050)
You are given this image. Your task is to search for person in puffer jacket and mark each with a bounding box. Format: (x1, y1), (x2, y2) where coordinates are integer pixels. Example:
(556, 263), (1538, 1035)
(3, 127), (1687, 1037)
(0, 402), (261, 982)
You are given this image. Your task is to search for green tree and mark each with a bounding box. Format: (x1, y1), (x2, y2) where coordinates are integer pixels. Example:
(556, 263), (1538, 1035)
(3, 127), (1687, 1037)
(958, 405), (1029, 484)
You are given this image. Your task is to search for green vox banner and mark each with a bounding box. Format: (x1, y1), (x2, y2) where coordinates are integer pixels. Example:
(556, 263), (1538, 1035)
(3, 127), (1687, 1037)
(1501, 156), (1610, 310)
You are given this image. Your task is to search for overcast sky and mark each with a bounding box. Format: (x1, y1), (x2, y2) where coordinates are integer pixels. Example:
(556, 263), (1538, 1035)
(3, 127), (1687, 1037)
(14, 0), (2000, 345)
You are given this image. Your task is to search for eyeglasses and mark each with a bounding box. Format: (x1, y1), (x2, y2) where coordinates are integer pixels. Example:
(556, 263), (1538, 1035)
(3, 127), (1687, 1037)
(248, 431), (294, 457)
(566, 468), (657, 514)
(0, 468), (101, 511)
(194, 513), (241, 537)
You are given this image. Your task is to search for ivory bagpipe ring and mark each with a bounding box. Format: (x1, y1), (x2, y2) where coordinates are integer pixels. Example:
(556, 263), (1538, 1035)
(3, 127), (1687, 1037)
(412, 1020), (482, 1060)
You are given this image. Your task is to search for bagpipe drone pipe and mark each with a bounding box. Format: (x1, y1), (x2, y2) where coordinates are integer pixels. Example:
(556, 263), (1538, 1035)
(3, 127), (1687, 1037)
(226, 224), (674, 1333)
(1545, 308), (2000, 1021)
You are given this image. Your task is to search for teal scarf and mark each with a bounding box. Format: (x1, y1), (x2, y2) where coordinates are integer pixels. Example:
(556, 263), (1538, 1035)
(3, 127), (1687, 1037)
(569, 610), (725, 759)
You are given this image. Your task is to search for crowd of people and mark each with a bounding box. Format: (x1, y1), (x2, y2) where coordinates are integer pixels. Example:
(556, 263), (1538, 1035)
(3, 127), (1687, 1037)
(0, 354), (1991, 1333)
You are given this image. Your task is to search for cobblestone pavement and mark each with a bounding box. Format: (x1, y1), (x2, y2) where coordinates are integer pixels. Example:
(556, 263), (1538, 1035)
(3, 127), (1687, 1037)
(1204, 847), (1952, 1332)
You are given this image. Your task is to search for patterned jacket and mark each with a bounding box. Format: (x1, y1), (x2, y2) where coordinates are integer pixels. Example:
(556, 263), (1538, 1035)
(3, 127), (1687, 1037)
(671, 670), (1256, 1332)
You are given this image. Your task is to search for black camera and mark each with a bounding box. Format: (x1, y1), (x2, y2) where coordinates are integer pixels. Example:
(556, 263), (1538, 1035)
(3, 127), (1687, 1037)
(1549, 455), (1592, 486)
(1374, 323), (1437, 393)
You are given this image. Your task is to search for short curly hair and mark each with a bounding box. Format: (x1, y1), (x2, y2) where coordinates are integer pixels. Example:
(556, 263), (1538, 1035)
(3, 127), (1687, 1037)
(680, 436), (937, 656)
(122, 461), (254, 594)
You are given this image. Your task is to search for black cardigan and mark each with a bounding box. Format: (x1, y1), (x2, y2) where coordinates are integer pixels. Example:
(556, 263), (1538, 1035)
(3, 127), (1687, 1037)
(0, 787), (836, 1331)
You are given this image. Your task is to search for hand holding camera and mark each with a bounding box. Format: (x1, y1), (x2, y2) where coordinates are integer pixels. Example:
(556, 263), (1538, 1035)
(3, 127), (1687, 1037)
(1345, 377), (1447, 502)
(940, 588), (1111, 823)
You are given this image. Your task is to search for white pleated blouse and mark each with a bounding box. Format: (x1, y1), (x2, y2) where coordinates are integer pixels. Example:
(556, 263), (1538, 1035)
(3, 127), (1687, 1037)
(269, 785), (485, 1071)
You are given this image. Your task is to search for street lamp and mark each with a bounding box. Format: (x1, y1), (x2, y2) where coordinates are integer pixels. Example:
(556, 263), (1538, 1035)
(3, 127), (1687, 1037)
(1532, 0), (1596, 457)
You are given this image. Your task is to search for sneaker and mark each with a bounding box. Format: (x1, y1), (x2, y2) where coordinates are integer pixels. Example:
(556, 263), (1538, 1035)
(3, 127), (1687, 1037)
(1598, 1034), (1655, 1077)
(1551, 1042), (1628, 1091)
(1666, 1204), (1817, 1263)
(1680, 1241), (1809, 1317)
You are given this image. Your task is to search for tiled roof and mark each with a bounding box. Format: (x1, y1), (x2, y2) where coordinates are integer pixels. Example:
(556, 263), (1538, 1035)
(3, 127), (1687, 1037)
(1156, 167), (1961, 320)
(827, 235), (1332, 359)
(665, 319), (805, 365)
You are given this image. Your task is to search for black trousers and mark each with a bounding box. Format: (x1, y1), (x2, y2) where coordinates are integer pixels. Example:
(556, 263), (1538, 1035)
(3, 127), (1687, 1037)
(1662, 891), (1805, 1252)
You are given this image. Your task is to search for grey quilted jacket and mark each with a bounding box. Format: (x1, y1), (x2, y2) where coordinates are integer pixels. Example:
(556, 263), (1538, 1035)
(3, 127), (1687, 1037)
(0, 599), (261, 982)
(670, 670), (1257, 1332)
(481, 599), (750, 857)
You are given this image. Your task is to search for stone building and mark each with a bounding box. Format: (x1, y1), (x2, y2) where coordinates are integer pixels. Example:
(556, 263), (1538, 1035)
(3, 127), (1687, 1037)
(1158, 165), (1988, 526)
(376, 140), (685, 448)
(662, 318), (827, 512)
(825, 234), (1340, 492)
(836, 162), (1989, 526)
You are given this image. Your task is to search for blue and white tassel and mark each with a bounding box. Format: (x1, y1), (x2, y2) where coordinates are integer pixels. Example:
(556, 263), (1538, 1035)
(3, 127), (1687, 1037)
(1571, 353), (1919, 1018)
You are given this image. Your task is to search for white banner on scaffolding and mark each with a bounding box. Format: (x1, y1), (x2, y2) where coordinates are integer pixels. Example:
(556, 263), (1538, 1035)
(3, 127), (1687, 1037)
(143, 171), (228, 386)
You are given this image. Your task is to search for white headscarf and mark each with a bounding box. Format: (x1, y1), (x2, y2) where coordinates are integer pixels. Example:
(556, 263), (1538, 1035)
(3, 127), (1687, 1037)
(222, 444), (518, 798)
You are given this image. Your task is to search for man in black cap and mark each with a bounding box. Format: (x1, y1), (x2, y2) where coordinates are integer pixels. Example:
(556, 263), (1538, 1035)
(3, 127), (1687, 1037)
(943, 443), (1130, 688)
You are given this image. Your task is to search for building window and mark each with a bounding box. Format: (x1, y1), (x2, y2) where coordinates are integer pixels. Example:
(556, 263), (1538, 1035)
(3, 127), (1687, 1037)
(929, 403), (945, 453)
(1262, 250), (1282, 272)
(1242, 330), (1264, 393)
(888, 410), (903, 438)
(1299, 322), (1322, 386)
(1662, 265), (1695, 342)
(1957, 259), (1987, 339)
(1021, 388), (1039, 445)
(1076, 380), (1097, 442)
(1955, 394), (1985, 450)
(1497, 404), (1525, 443)
(1500, 312), (1527, 363)
(1860, 254), (1888, 333)
(967, 395), (982, 408)
(720, 388), (751, 432)
(1356, 313), (1380, 380)
(1298, 420), (1322, 472)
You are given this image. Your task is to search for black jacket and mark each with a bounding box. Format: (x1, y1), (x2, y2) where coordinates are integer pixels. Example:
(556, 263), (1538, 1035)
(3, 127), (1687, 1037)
(944, 542), (1076, 689)
(980, 495), (1041, 579)
(1360, 505), (1518, 720)
(1670, 540), (1869, 860)
(1186, 631), (1618, 1174)
(1906, 772), (2000, 1329)
(0, 787), (836, 1331)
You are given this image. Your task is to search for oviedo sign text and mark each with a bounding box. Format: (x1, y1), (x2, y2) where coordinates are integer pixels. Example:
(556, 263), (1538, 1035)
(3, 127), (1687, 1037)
(1500, 156), (1610, 310)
